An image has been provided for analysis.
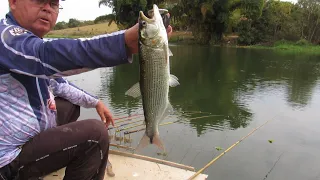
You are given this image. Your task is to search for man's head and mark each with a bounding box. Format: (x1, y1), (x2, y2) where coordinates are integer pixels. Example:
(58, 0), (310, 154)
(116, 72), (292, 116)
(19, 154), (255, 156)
(8, 0), (62, 38)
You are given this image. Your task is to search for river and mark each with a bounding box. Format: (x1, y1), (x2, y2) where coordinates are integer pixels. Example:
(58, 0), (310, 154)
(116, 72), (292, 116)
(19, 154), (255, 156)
(66, 45), (320, 180)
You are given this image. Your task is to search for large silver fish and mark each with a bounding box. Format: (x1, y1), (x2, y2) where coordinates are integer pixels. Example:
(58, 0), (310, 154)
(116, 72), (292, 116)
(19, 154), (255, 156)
(125, 4), (179, 151)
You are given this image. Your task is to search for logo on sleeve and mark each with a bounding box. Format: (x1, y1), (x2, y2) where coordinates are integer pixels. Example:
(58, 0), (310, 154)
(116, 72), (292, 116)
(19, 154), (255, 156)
(9, 27), (28, 36)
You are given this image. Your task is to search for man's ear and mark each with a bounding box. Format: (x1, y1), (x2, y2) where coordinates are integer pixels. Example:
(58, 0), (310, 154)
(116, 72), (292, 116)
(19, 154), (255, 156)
(8, 0), (18, 10)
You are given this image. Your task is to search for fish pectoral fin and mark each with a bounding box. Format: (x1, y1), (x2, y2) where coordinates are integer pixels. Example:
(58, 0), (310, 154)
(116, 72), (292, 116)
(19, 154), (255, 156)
(169, 74), (180, 87)
(170, 74), (179, 81)
(125, 82), (141, 98)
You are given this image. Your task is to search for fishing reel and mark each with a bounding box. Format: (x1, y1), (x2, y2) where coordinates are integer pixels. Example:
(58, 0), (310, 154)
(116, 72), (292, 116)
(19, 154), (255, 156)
(147, 9), (171, 29)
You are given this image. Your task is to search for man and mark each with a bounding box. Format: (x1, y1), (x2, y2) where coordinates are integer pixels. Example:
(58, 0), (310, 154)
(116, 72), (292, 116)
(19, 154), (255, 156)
(0, 0), (172, 180)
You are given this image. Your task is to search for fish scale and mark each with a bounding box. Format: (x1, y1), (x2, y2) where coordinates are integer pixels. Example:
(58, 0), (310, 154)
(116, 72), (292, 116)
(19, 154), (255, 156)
(140, 45), (169, 137)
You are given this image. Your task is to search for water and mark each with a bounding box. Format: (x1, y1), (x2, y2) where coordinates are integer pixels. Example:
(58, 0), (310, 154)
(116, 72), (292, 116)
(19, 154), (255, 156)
(66, 45), (320, 180)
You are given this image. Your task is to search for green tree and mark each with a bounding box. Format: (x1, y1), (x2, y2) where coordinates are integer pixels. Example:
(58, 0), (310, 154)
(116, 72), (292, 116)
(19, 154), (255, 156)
(297, 0), (320, 43)
(237, 0), (302, 45)
(68, 18), (81, 28)
(54, 21), (68, 30)
(98, 0), (148, 29)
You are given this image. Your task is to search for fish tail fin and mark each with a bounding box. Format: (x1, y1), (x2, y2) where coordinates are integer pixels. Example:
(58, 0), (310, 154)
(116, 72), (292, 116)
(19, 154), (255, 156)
(135, 133), (150, 152)
(135, 133), (166, 152)
(153, 133), (165, 152)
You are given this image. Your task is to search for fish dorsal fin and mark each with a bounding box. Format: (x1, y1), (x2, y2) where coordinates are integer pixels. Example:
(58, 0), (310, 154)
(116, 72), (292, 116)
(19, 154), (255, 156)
(169, 74), (180, 87)
(125, 82), (141, 98)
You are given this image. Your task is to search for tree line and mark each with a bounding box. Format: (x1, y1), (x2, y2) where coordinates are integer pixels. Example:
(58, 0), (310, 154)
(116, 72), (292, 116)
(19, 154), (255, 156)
(98, 0), (319, 45)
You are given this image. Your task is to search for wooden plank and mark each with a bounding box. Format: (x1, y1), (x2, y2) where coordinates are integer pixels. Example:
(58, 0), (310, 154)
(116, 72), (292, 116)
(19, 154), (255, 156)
(109, 149), (195, 172)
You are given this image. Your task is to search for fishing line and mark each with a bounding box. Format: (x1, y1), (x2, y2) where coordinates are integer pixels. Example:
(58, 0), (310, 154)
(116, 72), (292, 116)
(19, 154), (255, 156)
(159, 115), (220, 161)
(163, 124), (187, 161)
(187, 113), (280, 180)
(179, 144), (193, 164)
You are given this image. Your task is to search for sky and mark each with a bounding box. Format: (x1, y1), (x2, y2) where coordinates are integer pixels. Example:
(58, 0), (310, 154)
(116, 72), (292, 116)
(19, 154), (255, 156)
(1, 0), (298, 23)
(0, 0), (112, 22)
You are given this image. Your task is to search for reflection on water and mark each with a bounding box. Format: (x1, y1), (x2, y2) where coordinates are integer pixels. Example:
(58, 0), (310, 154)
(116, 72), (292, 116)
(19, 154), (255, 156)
(95, 46), (320, 134)
(66, 45), (320, 180)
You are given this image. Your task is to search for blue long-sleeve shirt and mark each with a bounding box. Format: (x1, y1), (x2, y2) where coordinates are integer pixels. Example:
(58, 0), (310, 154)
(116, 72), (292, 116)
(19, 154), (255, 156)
(0, 12), (132, 168)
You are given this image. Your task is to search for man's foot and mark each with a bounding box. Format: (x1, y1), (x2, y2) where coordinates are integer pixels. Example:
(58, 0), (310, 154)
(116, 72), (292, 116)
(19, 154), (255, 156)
(107, 165), (115, 177)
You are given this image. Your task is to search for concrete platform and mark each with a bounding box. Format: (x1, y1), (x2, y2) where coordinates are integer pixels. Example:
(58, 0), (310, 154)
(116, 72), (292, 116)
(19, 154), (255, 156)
(44, 150), (208, 180)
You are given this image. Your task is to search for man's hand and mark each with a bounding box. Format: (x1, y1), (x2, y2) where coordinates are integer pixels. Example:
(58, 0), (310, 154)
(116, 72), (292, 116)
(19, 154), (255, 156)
(166, 25), (173, 38)
(124, 24), (173, 56)
(95, 100), (114, 127)
(124, 23), (139, 55)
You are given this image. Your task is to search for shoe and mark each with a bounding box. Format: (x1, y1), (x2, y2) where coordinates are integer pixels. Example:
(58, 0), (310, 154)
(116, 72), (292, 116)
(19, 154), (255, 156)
(107, 165), (115, 177)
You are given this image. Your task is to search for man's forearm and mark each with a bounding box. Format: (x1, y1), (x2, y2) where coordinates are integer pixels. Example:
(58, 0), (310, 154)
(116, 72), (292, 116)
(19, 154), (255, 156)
(50, 78), (99, 108)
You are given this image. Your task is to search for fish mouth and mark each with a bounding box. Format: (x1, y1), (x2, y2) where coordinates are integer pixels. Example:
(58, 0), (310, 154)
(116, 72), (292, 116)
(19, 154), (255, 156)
(139, 11), (153, 23)
(148, 6), (168, 18)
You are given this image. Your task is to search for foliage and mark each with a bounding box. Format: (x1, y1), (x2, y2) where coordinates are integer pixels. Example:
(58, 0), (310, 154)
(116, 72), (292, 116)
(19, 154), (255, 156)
(237, 18), (256, 45)
(54, 21), (68, 30)
(67, 18), (81, 28)
(93, 0), (320, 45)
(98, 0), (149, 28)
(94, 14), (116, 24)
(54, 19), (95, 30)
(236, 0), (319, 45)
(295, 39), (311, 46)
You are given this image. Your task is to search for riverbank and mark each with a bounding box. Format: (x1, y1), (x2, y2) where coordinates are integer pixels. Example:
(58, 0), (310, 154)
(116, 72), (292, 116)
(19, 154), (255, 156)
(240, 43), (320, 55)
(46, 23), (319, 55)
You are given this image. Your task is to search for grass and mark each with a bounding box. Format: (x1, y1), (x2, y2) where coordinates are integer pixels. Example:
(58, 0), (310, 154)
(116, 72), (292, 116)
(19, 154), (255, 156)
(45, 22), (119, 39)
(168, 31), (195, 44)
(250, 42), (320, 55)
(46, 22), (195, 43)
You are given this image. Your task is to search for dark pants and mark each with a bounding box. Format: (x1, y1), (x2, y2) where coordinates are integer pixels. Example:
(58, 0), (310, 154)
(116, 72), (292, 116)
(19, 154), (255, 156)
(0, 97), (109, 180)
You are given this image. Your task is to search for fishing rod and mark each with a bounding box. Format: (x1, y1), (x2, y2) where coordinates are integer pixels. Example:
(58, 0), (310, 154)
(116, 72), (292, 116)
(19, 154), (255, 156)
(187, 115), (278, 180)
(111, 111), (209, 131)
(124, 128), (145, 135)
(180, 111), (212, 114)
(115, 111), (210, 124)
(123, 114), (223, 135)
(114, 114), (144, 124)
(108, 119), (144, 131)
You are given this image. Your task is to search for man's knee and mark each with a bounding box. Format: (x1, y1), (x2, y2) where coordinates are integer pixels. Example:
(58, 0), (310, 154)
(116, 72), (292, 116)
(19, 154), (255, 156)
(85, 119), (109, 152)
